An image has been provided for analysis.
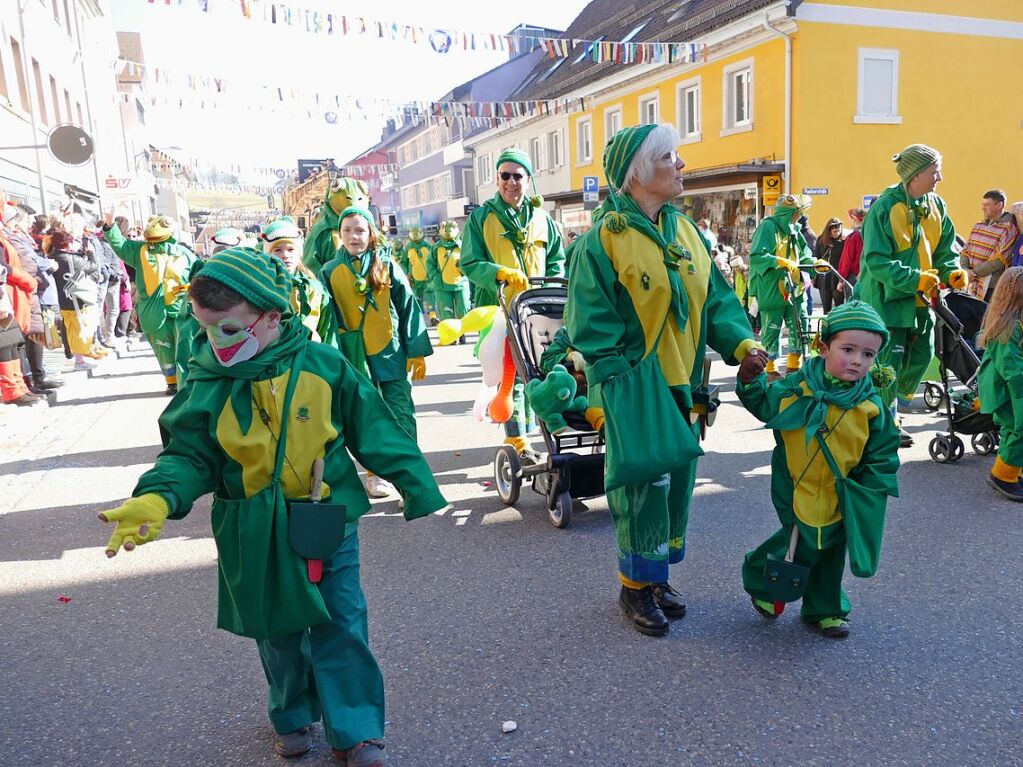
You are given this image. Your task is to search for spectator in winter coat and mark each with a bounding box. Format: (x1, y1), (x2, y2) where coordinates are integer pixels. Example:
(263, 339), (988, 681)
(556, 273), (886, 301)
(814, 218), (846, 314)
(49, 229), (107, 369)
(837, 208), (865, 292)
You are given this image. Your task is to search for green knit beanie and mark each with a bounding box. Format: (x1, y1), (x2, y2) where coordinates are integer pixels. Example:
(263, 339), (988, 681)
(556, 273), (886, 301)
(603, 124), (657, 192)
(496, 148), (532, 178)
(196, 246), (293, 312)
(893, 144), (941, 185)
(337, 206), (377, 231)
(819, 300), (889, 347)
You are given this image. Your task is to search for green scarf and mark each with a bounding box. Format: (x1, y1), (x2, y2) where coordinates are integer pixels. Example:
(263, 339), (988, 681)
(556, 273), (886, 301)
(188, 314), (310, 435)
(337, 248), (379, 310)
(612, 193), (690, 333)
(764, 356), (875, 444)
(291, 271), (314, 319)
(482, 192), (534, 269)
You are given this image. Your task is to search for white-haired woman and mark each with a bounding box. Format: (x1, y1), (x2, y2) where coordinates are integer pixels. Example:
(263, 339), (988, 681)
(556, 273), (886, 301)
(566, 124), (766, 637)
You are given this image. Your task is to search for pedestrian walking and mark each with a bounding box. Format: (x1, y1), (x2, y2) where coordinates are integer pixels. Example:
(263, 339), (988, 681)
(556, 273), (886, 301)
(400, 226), (435, 325)
(427, 220), (470, 334)
(49, 228), (107, 369)
(97, 247), (447, 764)
(814, 217), (847, 313)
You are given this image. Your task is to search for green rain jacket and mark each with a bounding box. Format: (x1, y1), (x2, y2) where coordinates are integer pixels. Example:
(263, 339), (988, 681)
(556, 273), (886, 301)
(858, 183), (959, 328)
(104, 224), (197, 332)
(565, 203), (757, 411)
(320, 250), (432, 382)
(979, 323), (1023, 432)
(461, 195), (565, 307)
(428, 237), (468, 293)
(401, 239), (432, 288)
(748, 211), (812, 313)
(301, 207), (340, 272)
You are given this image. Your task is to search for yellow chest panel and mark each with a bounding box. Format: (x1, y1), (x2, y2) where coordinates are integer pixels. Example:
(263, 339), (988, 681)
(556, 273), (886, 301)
(779, 386), (879, 530)
(889, 200), (942, 272)
(436, 244), (463, 284)
(328, 260), (393, 355)
(407, 245), (430, 282)
(140, 245), (190, 303)
(482, 211), (549, 277)
(215, 370), (338, 499)
(599, 218), (711, 388)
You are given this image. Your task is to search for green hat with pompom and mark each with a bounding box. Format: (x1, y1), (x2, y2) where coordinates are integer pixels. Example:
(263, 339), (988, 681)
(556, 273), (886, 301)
(600, 124), (658, 234)
(496, 148), (544, 209)
(194, 246), (293, 312)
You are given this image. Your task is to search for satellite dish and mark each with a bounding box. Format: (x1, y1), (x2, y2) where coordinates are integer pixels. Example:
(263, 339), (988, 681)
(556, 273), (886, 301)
(48, 124), (95, 166)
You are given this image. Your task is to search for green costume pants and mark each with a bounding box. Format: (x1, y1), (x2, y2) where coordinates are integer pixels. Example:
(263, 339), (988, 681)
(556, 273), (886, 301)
(608, 421), (700, 583)
(411, 281), (434, 322)
(994, 419), (1023, 467)
(742, 523), (851, 623)
(434, 285), (470, 322)
(144, 320), (179, 383)
(174, 311), (199, 386)
(256, 527), (384, 750)
(502, 380), (535, 439)
(759, 302), (807, 361)
(378, 377), (417, 442)
(878, 309), (933, 406)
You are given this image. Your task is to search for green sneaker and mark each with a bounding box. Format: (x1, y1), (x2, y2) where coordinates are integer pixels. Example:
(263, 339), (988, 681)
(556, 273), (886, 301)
(751, 597), (783, 619)
(818, 617), (850, 639)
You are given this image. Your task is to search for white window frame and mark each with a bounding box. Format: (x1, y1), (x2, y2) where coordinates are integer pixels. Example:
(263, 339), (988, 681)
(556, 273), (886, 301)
(529, 135), (546, 172)
(855, 48), (902, 125)
(477, 152), (493, 185)
(639, 91), (659, 125)
(604, 105), (622, 142)
(547, 129), (563, 169)
(576, 118), (592, 165)
(676, 76), (702, 144)
(721, 58), (754, 136)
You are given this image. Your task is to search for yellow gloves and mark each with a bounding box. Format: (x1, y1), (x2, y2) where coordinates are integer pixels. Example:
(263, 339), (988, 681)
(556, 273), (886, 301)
(496, 267), (529, 293)
(917, 269), (940, 295)
(99, 493), (170, 557)
(774, 256), (799, 272)
(407, 357), (427, 381)
(584, 407), (605, 432)
(813, 259), (832, 274)
(947, 269), (969, 290)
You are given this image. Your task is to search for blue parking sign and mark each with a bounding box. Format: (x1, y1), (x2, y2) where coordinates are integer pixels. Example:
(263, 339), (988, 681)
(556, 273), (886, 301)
(583, 176), (599, 193)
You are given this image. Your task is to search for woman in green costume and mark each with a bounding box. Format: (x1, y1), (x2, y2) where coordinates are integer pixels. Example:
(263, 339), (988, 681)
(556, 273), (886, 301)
(428, 219), (471, 339)
(737, 301), (900, 638)
(461, 148), (566, 461)
(320, 208), (433, 500)
(97, 247), (446, 763)
(566, 124), (765, 637)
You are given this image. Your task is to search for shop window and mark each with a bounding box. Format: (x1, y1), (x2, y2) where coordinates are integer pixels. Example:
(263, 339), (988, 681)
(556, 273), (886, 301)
(604, 106), (622, 141)
(722, 59), (753, 135)
(576, 118), (592, 164)
(677, 77), (701, 143)
(477, 152), (492, 184)
(855, 48), (901, 124)
(639, 93), (659, 124)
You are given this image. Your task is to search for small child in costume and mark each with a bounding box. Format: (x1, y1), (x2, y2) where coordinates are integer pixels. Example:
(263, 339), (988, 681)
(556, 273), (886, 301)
(977, 266), (1023, 502)
(737, 300), (900, 638)
(97, 247), (446, 764)
(320, 208), (432, 500)
(262, 217), (337, 346)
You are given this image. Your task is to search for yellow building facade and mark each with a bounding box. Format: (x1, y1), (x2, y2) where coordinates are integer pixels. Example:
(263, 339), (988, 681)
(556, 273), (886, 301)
(567, 1), (1022, 239)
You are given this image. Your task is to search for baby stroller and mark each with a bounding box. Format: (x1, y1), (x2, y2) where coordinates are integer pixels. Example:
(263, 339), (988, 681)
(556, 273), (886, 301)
(924, 290), (999, 463)
(493, 278), (605, 528)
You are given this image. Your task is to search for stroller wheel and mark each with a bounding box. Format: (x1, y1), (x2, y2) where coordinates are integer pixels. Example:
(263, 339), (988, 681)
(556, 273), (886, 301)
(923, 383), (945, 411)
(548, 490), (573, 529)
(494, 446), (522, 506)
(972, 432), (998, 456)
(950, 435), (965, 461)
(929, 435), (953, 464)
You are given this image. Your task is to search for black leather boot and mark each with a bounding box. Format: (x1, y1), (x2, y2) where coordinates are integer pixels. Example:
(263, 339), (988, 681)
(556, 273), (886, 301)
(618, 585), (669, 637)
(651, 582), (687, 619)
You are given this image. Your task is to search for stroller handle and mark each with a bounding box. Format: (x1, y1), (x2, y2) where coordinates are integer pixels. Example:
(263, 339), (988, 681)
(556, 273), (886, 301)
(497, 276), (569, 312)
(799, 263), (854, 294)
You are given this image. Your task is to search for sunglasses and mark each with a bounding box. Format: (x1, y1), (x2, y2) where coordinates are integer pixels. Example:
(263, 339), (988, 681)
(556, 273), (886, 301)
(500, 172), (524, 182)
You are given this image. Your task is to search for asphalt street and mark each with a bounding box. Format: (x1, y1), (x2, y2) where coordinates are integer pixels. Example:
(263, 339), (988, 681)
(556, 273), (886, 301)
(1, 331), (1020, 767)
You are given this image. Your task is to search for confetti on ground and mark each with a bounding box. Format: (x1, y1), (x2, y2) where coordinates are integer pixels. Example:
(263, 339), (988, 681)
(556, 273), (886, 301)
(502, 721), (517, 734)
(57, 596), (72, 604)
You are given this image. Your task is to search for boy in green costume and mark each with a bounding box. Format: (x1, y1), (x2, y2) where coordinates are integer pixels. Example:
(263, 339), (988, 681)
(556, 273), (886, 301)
(566, 124), (764, 636)
(857, 144), (967, 446)
(462, 147), (566, 459)
(749, 194), (822, 380)
(428, 220), (471, 337)
(102, 212), (197, 395)
(301, 177), (370, 272)
(738, 301), (900, 638)
(401, 226), (435, 324)
(97, 246), (446, 764)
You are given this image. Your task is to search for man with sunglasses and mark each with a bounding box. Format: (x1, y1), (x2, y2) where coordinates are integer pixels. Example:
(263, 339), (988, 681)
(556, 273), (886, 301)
(462, 148), (565, 460)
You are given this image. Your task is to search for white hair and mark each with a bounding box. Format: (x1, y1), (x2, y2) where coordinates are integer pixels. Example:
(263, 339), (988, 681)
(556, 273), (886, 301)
(621, 123), (682, 194)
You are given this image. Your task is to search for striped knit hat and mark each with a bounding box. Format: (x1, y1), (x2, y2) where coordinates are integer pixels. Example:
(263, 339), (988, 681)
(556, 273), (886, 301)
(819, 300), (889, 347)
(261, 217), (303, 253)
(893, 144), (941, 185)
(195, 246), (293, 312)
(603, 124), (657, 192)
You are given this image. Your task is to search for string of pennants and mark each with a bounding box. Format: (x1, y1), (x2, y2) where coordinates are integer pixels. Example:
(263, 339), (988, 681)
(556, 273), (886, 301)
(141, 1), (707, 66)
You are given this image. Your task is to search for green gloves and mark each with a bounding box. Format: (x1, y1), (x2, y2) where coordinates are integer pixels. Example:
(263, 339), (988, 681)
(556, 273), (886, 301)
(947, 269), (969, 290)
(99, 493), (170, 557)
(407, 356), (427, 382)
(496, 266), (529, 293)
(917, 269), (940, 295)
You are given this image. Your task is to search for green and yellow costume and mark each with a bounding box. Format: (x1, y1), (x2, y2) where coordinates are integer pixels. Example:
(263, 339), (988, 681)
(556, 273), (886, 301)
(979, 322), (1023, 481)
(462, 149), (565, 442)
(858, 145), (961, 406)
(749, 195), (814, 373)
(401, 228), (435, 322)
(320, 209), (433, 441)
(122, 248), (445, 751)
(103, 217), (197, 386)
(738, 315), (900, 623)
(428, 220), (471, 321)
(301, 177), (370, 272)
(566, 125), (757, 584)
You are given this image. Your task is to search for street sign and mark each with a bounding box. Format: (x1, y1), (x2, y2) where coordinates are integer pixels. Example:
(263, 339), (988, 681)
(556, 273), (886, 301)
(48, 124), (94, 166)
(762, 175), (781, 206)
(802, 187), (829, 195)
(863, 194), (879, 210)
(583, 191), (599, 203)
(583, 175), (599, 193)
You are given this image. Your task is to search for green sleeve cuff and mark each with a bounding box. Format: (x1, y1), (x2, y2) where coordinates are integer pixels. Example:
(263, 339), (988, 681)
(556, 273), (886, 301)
(402, 488), (449, 521)
(586, 356), (630, 386)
